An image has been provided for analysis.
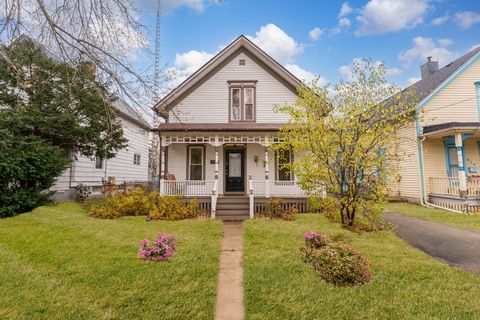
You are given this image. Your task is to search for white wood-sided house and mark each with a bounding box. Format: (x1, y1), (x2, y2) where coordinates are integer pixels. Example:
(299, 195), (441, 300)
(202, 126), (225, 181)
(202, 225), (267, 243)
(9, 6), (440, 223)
(52, 99), (151, 200)
(393, 47), (480, 213)
(153, 36), (308, 220)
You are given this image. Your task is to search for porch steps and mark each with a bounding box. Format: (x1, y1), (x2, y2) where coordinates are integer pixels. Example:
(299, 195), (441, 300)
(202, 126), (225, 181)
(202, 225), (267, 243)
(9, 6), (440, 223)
(215, 196), (250, 221)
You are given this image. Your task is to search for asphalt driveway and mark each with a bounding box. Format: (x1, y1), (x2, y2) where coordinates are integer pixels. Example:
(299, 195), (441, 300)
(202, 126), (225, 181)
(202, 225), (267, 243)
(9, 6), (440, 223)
(384, 211), (480, 274)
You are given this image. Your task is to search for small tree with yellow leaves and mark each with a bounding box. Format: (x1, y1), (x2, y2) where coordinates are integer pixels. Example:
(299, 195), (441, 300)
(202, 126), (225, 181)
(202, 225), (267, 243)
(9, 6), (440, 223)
(275, 59), (417, 227)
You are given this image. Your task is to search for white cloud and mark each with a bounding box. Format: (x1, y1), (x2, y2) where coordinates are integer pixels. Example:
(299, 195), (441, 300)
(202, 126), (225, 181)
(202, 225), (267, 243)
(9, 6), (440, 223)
(330, 27), (342, 35)
(407, 77), (421, 85)
(385, 67), (403, 76)
(470, 44), (480, 51)
(136, 0), (207, 13)
(454, 11), (480, 30)
(437, 38), (454, 47)
(285, 64), (324, 84)
(339, 58), (402, 79)
(355, 0), (429, 36)
(339, 65), (351, 76)
(339, 2), (353, 17)
(168, 50), (214, 84)
(338, 58), (364, 80)
(87, 17), (148, 61)
(247, 23), (303, 64)
(309, 27), (325, 41)
(169, 24), (311, 86)
(339, 18), (351, 28)
(431, 14), (450, 26)
(399, 37), (458, 67)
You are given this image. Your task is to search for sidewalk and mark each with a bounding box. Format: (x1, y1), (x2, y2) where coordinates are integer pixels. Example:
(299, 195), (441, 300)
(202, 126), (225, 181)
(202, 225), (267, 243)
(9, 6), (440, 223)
(215, 221), (244, 320)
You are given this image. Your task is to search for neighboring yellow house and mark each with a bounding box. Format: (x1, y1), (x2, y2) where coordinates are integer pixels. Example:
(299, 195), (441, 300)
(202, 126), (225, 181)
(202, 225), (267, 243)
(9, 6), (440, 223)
(394, 47), (480, 212)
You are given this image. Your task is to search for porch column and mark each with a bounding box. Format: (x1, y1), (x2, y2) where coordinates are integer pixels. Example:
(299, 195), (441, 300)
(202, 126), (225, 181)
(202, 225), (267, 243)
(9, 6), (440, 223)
(455, 133), (467, 198)
(214, 147), (219, 192)
(265, 147), (270, 198)
(211, 137), (220, 218)
(159, 146), (165, 195)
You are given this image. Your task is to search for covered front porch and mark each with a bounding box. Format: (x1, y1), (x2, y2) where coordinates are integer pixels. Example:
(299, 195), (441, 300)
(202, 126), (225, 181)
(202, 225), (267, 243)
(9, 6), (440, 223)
(158, 129), (308, 218)
(422, 122), (480, 212)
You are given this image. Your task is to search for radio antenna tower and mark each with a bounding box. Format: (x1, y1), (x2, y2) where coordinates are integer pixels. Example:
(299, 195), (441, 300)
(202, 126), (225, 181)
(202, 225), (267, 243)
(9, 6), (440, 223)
(154, 0), (161, 99)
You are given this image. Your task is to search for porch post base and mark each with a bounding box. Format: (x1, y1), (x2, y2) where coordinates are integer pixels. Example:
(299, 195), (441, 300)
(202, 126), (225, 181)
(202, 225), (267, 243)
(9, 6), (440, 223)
(459, 190), (468, 199)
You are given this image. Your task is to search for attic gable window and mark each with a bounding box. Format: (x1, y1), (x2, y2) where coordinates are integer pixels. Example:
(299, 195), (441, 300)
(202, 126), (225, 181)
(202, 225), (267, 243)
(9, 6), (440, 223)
(228, 81), (257, 122)
(239, 59), (245, 66)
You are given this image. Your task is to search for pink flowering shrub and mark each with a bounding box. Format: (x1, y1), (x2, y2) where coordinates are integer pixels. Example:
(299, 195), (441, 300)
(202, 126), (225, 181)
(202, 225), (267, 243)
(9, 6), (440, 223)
(300, 230), (371, 287)
(138, 233), (177, 261)
(303, 231), (328, 248)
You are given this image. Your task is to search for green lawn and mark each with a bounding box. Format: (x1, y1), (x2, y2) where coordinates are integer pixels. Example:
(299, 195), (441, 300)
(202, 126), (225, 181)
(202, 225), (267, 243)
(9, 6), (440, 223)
(0, 202), (222, 320)
(386, 201), (480, 230)
(244, 215), (480, 319)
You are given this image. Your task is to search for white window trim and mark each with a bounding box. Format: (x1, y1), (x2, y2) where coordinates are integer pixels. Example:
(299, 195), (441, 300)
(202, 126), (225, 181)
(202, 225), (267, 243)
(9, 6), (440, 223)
(188, 146), (204, 180)
(230, 87), (241, 121)
(229, 83), (256, 122)
(95, 155), (103, 170)
(243, 87), (255, 121)
(276, 149), (294, 181)
(133, 153), (141, 165)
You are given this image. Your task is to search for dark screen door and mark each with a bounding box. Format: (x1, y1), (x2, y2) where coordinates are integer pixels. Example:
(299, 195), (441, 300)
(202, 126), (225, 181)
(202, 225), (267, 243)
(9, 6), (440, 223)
(225, 149), (244, 192)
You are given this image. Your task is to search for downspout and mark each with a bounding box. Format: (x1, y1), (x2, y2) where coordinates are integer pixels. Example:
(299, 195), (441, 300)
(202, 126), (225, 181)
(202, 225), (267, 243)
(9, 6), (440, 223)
(69, 154), (75, 188)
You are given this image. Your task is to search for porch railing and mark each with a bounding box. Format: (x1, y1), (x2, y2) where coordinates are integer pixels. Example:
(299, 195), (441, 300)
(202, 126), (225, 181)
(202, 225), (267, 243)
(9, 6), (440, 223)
(467, 176), (480, 197)
(161, 180), (215, 197)
(251, 180), (306, 197)
(429, 177), (460, 196)
(429, 176), (480, 197)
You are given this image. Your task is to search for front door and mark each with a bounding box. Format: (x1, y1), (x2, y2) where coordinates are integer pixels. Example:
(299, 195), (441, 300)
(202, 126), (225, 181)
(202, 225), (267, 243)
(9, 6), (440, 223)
(225, 149), (244, 192)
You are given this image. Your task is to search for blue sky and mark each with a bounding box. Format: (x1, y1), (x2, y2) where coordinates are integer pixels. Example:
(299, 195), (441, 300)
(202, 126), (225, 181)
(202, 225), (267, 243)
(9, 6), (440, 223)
(135, 0), (480, 88)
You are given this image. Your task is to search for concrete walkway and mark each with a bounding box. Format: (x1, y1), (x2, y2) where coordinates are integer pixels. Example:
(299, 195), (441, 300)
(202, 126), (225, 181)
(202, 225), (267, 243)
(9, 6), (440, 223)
(384, 211), (480, 274)
(215, 221), (244, 320)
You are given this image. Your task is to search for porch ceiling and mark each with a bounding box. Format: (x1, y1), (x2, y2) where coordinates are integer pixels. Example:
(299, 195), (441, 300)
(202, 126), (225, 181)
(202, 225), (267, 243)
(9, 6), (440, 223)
(421, 122), (480, 139)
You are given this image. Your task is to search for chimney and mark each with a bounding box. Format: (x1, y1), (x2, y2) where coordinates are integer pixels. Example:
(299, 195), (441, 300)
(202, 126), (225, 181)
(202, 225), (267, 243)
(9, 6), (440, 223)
(420, 56), (438, 79)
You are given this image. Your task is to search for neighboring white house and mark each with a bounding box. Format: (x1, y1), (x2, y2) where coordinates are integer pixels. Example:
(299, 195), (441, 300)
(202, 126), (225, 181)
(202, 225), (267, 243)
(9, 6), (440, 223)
(153, 35), (308, 220)
(52, 99), (151, 200)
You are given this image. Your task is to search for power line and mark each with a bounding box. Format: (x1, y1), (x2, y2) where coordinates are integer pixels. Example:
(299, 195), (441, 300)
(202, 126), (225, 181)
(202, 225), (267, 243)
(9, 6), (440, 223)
(422, 96), (477, 114)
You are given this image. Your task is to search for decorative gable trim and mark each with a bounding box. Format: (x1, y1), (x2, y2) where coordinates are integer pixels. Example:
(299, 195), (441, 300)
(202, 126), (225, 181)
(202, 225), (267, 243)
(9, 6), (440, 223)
(154, 35), (302, 118)
(416, 51), (480, 112)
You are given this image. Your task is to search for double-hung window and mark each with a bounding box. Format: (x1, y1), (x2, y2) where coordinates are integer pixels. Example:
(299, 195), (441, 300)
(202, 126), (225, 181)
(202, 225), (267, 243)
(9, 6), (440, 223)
(244, 87), (254, 120)
(95, 155), (103, 169)
(446, 146), (459, 177)
(133, 153), (141, 165)
(276, 148), (293, 181)
(188, 146), (204, 180)
(229, 83), (256, 121)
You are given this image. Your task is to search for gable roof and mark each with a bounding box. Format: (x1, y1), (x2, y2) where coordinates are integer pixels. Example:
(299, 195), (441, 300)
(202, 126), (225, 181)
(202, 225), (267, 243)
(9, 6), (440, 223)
(113, 99), (151, 130)
(154, 35), (302, 117)
(407, 47), (480, 108)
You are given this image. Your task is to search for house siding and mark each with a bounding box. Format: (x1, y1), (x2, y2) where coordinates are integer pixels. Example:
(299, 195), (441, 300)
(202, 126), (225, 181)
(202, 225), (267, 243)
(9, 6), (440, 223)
(169, 52), (297, 124)
(422, 138), (447, 196)
(51, 116), (149, 197)
(165, 142), (295, 196)
(392, 123), (421, 202)
(420, 58), (480, 126)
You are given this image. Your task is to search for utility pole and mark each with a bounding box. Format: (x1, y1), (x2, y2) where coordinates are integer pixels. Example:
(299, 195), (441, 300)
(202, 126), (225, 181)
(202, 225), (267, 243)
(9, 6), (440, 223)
(154, 0), (161, 99)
